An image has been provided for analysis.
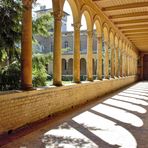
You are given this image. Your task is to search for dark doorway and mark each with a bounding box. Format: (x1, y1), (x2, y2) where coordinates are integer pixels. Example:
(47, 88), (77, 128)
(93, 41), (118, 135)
(143, 55), (148, 80)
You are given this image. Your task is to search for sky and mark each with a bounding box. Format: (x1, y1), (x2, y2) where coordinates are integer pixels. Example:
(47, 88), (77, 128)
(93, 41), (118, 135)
(34, 0), (87, 31)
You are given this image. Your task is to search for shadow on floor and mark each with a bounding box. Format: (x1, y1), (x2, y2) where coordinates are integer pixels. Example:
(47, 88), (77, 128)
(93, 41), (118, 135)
(1, 82), (148, 148)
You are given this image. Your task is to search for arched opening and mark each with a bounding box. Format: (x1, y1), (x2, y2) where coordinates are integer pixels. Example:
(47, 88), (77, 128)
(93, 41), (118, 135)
(68, 58), (73, 75)
(93, 19), (102, 80)
(119, 39), (122, 76)
(103, 25), (109, 79)
(80, 14), (87, 53)
(62, 59), (67, 75)
(93, 59), (97, 76)
(81, 9), (93, 81)
(109, 31), (114, 78)
(115, 35), (119, 77)
(80, 58), (87, 80)
(62, 0), (74, 83)
(31, 0), (54, 86)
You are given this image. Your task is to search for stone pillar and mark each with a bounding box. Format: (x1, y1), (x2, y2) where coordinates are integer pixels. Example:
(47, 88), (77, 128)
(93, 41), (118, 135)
(127, 55), (129, 76)
(87, 31), (93, 81)
(104, 41), (109, 79)
(111, 45), (115, 78)
(122, 52), (125, 77)
(73, 23), (81, 83)
(125, 54), (128, 76)
(21, 0), (33, 90)
(128, 55), (130, 76)
(120, 50), (123, 77)
(97, 36), (102, 80)
(115, 47), (119, 77)
(53, 11), (63, 86)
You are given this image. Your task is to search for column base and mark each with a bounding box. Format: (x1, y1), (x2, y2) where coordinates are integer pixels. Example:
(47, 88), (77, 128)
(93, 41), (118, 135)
(87, 78), (93, 81)
(73, 80), (81, 84)
(104, 76), (109, 79)
(21, 83), (34, 91)
(53, 81), (62, 86)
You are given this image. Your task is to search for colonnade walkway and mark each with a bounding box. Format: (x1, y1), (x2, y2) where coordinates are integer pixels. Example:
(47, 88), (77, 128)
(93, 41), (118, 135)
(1, 82), (148, 148)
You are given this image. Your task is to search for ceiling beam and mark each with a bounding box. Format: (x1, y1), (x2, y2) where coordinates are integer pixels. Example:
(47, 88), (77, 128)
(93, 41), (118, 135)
(131, 41), (148, 42)
(127, 36), (148, 39)
(109, 12), (148, 19)
(114, 19), (148, 25)
(119, 24), (148, 30)
(102, 2), (148, 11)
(123, 29), (148, 33)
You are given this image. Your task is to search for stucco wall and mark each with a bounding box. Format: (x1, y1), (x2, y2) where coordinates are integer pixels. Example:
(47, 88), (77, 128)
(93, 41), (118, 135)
(0, 76), (137, 134)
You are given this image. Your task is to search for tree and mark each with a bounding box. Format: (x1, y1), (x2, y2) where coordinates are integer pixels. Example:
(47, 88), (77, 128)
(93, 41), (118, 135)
(0, 0), (22, 65)
(0, 0), (53, 65)
(0, 0), (54, 89)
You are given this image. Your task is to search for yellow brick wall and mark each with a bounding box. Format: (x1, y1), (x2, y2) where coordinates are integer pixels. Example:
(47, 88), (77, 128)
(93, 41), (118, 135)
(0, 76), (137, 134)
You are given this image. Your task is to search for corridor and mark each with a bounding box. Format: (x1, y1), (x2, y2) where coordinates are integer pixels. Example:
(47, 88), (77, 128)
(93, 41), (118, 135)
(1, 82), (148, 148)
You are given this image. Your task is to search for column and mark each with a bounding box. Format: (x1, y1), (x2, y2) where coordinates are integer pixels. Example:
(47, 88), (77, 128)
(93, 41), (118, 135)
(53, 11), (63, 86)
(111, 45), (115, 78)
(127, 55), (129, 76)
(123, 52), (126, 77)
(97, 36), (103, 80)
(120, 49), (123, 77)
(104, 41), (109, 79)
(73, 23), (81, 83)
(127, 55), (130, 76)
(21, 0), (33, 90)
(87, 31), (93, 81)
(125, 54), (128, 76)
(115, 47), (119, 77)
(122, 52), (125, 77)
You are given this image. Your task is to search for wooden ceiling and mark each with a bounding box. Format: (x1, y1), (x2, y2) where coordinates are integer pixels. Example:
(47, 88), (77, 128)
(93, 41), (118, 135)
(93, 0), (148, 52)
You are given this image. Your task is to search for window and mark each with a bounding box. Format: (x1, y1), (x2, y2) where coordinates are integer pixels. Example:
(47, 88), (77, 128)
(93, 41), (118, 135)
(50, 41), (53, 52)
(64, 41), (68, 48)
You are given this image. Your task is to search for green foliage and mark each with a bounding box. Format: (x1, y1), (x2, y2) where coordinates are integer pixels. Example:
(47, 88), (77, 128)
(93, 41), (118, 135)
(0, 61), (21, 90)
(0, 0), (53, 65)
(62, 47), (72, 53)
(62, 75), (73, 81)
(32, 63), (47, 87)
(33, 13), (53, 37)
(0, 0), (22, 64)
(32, 53), (52, 87)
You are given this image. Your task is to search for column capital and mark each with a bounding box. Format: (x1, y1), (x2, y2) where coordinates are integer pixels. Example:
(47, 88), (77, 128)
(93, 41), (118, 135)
(110, 44), (114, 49)
(23, 0), (32, 8)
(72, 22), (81, 31)
(87, 31), (93, 38)
(104, 41), (109, 46)
(52, 10), (64, 21)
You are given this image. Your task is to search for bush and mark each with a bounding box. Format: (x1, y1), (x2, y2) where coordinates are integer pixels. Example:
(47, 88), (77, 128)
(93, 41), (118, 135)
(0, 61), (21, 91)
(80, 75), (87, 81)
(32, 63), (47, 87)
(62, 75), (73, 81)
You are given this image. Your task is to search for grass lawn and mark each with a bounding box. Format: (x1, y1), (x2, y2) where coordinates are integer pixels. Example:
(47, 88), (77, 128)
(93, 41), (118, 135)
(46, 80), (72, 86)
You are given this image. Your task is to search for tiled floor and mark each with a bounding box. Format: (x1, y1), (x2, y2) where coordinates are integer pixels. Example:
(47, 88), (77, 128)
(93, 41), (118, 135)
(1, 82), (148, 148)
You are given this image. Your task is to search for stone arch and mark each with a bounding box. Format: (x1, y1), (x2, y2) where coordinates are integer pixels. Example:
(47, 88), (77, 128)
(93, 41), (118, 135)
(115, 34), (119, 48)
(93, 58), (97, 75)
(119, 39), (122, 50)
(109, 29), (115, 76)
(80, 58), (86, 75)
(62, 59), (67, 75)
(64, 0), (80, 23)
(102, 23), (109, 42)
(68, 58), (73, 75)
(80, 5), (93, 31)
(109, 29), (115, 48)
(93, 15), (102, 37)
(102, 23), (109, 78)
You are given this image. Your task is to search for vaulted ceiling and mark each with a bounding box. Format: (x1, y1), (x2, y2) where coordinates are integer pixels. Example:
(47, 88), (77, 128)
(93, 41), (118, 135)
(93, 0), (148, 52)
